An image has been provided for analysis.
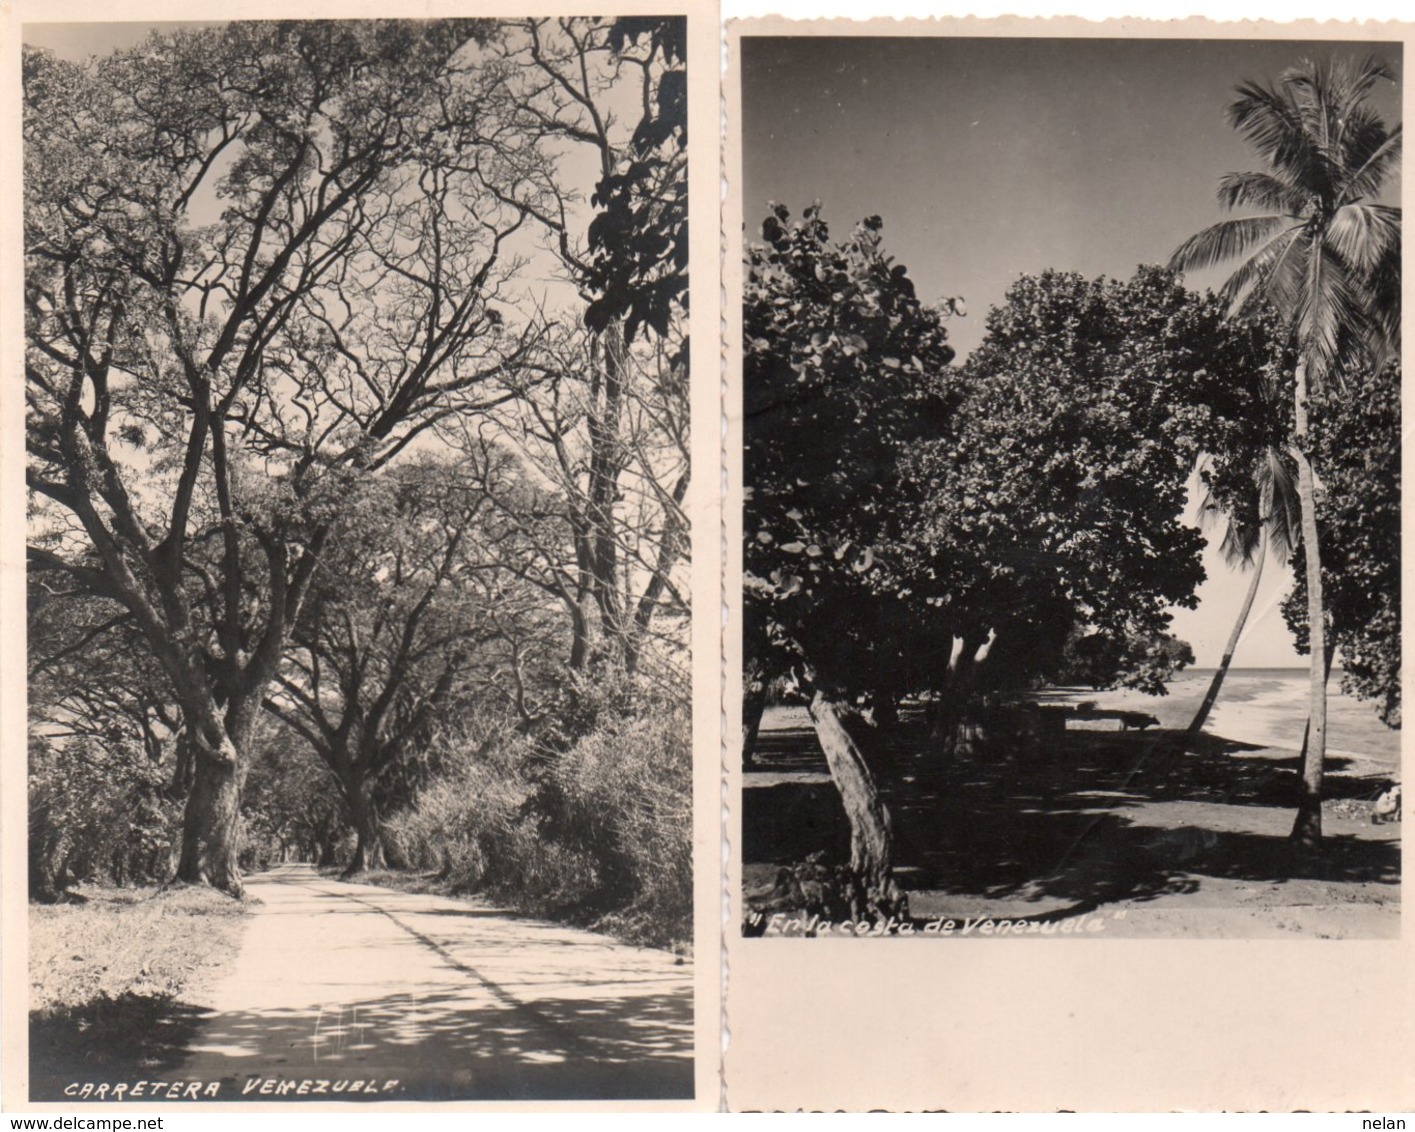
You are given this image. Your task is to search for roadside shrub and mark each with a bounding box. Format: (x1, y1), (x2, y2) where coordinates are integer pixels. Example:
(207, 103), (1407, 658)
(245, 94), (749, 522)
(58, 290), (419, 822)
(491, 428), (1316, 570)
(29, 736), (181, 899)
(389, 702), (692, 949)
(552, 705), (692, 942)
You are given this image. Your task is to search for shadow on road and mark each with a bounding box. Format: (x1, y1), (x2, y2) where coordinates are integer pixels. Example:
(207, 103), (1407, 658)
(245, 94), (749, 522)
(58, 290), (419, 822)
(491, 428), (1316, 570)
(34, 866), (695, 1103)
(744, 709), (1400, 919)
(30, 993), (207, 1101)
(31, 987), (692, 1102)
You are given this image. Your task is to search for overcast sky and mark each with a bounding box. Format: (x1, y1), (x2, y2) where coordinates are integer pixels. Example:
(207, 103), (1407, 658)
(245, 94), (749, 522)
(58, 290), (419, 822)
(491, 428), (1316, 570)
(24, 22), (224, 56)
(741, 36), (1402, 668)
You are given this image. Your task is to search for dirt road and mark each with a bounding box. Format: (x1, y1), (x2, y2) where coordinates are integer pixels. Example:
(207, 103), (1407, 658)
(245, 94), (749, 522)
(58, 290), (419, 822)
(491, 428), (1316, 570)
(178, 865), (693, 1102)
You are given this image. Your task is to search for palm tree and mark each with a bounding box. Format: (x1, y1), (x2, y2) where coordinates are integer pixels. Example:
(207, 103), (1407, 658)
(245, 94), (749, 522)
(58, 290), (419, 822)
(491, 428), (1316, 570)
(1170, 55), (1400, 846)
(1185, 446), (1300, 739)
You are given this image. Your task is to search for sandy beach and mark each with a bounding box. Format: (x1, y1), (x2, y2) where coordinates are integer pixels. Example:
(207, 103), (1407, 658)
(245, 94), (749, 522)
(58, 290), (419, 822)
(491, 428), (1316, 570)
(744, 672), (1401, 940)
(1040, 668), (1400, 772)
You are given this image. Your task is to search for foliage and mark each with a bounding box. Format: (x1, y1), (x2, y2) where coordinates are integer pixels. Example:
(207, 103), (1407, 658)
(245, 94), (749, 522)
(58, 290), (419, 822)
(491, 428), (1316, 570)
(584, 18), (688, 346)
(744, 212), (1278, 707)
(742, 205), (959, 696)
(906, 266), (1281, 697)
(23, 19), (691, 929)
(1058, 629), (1195, 692)
(25, 20), (539, 889)
(1170, 54), (1401, 380)
(470, 325), (691, 688)
(1282, 361), (1402, 726)
(238, 723), (351, 872)
(262, 453), (564, 869)
(483, 21), (692, 685)
(390, 695), (691, 948)
(28, 734), (181, 898)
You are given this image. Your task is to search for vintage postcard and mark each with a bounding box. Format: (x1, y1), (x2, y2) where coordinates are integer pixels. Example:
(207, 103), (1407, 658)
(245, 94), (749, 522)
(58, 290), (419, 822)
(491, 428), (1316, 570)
(2, 0), (720, 1111)
(724, 15), (1411, 1111)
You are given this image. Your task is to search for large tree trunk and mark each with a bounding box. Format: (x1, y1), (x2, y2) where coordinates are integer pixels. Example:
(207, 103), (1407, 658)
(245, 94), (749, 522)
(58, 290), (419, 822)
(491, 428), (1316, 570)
(176, 698), (259, 897)
(176, 744), (244, 896)
(587, 325), (627, 648)
(808, 691), (904, 920)
(1290, 359), (1328, 848)
(1187, 533), (1267, 737)
(344, 787), (387, 876)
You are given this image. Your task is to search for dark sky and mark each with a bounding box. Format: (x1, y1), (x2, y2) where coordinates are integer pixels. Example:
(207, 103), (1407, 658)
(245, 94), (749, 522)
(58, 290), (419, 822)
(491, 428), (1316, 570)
(740, 35), (1403, 666)
(741, 36), (1402, 359)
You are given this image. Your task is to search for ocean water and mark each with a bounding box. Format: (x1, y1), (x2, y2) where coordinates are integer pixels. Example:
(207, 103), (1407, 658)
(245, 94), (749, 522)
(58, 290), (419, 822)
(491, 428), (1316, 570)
(1046, 668), (1400, 769)
(1185, 668), (1399, 767)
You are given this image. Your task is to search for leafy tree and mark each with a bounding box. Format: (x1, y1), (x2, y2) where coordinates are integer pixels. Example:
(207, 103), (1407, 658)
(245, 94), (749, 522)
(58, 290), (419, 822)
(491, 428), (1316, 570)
(467, 325), (690, 693)
(1170, 55), (1401, 845)
(744, 210), (1278, 913)
(1282, 360), (1401, 727)
(28, 733), (181, 901)
(28, 589), (192, 896)
(476, 20), (691, 689)
(25, 22), (539, 894)
(902, 267), (1266, 703)
(893, 265), (1282, 731)
(264, 455), (562, 873)
(29, 587), (187, 780)
(743, 205), (959, 916)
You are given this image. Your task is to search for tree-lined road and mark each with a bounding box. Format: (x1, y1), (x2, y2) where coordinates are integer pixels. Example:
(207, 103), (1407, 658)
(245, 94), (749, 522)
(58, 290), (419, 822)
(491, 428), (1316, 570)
(180, 866), (694, 1101)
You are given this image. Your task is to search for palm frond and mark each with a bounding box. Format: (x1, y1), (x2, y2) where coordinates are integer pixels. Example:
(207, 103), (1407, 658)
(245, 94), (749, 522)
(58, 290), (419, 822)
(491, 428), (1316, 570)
(1195, 468), (1261, 569)
(1216, 170), (1308, 215)
(1229, 78), (1322, 186)
(1341, 123), (1402, 204)
(1169, 215), (1289, 275)
(1218, 515), (1263, 568)
(1326, 203), (1400, 275)
(1219, 224), (1305, 318)
(1286, 56), (1397, 203)
(1364, 237), (1402, 366)
(1317, 55), (1397, 130)
(1257, 446), (1300, 565)
(1299, 238), (1369, 386)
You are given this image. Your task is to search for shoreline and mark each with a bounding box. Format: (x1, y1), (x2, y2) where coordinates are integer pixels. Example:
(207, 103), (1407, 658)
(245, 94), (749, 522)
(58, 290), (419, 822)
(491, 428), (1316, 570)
(1038, 671), (1399, 772)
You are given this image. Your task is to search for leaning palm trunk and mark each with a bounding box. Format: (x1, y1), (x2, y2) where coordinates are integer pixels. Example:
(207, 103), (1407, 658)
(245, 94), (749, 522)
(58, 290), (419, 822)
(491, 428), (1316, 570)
(1290, 359), (1328, 847)
(1186, 533), (1267, 738)
(1166, 58), (1397, 848)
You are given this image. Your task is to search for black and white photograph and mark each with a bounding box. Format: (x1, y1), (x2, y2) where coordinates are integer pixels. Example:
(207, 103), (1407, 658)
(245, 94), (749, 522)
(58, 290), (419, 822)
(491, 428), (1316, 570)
(737, 33), (1402, 942)
(13, 11), (705, 1106)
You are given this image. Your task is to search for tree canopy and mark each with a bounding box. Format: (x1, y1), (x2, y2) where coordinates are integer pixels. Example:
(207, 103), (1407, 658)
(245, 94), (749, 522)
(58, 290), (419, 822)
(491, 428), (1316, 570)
(743, 205), (959, 698)
(905, 266), (1283, 697)
(744, 211), (1283, 707)
(25, 18), (693, 920)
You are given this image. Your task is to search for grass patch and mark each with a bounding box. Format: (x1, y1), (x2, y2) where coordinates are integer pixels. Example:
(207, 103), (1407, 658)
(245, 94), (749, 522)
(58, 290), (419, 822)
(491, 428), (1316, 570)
(29, 884), (250, 1099)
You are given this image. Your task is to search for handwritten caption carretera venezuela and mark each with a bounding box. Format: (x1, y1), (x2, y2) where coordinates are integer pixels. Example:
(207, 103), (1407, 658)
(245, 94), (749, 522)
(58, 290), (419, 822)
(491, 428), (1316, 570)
(60, 1078), (402, 1100)
(753, 910), (1123, 937)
